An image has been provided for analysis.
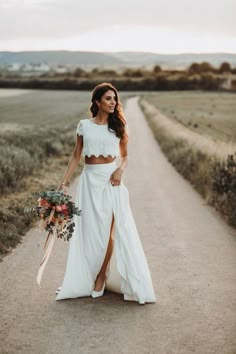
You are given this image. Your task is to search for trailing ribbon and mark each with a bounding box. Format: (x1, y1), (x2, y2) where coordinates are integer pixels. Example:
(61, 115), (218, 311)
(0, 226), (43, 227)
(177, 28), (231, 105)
(36, 228), (57, 287)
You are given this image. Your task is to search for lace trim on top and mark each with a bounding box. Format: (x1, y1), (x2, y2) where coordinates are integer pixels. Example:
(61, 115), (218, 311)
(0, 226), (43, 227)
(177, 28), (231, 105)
(76, 119), (121, 158)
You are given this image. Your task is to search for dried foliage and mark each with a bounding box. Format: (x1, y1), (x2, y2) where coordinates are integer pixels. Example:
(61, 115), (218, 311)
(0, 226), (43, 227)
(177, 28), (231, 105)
(211, 154), (236, 226)
(0, 129), (73, 194)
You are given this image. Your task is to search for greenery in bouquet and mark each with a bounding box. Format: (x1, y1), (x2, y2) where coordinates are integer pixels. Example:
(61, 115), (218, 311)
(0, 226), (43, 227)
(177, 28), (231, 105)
(24, 189), (81, 241)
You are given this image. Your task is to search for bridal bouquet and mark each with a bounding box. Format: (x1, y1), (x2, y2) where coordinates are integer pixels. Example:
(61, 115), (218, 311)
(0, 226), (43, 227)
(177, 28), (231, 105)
(25, 189), (81, 286)
(25, 189), (81, 241)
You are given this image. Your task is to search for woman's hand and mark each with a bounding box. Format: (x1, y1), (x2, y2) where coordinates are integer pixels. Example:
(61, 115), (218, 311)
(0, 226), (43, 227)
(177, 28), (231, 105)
(110, 168), (123, 187)
(57, 182), (70, 194)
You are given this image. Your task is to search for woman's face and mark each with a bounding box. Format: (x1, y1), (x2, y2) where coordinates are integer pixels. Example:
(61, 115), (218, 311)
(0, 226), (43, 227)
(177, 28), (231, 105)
(96, 89), (117, 114)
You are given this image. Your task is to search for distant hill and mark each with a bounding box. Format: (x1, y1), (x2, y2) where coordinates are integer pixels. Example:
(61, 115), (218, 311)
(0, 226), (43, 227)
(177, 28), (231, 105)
(114, 52), (236, 68)
(0, 51), (236, 69)
(0, 51), (123, 67)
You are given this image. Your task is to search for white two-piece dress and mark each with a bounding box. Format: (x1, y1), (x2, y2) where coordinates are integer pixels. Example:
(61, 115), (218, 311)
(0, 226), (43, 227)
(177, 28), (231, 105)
(55, 118), (156, 304)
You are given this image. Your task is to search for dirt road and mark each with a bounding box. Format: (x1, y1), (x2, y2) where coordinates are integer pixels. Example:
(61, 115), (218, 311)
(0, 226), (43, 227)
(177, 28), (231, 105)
(1, 97), (236, 354)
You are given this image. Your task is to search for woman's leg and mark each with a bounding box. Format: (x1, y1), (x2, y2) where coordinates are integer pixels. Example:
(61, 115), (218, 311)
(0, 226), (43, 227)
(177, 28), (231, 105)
(94, 214), (115, 291)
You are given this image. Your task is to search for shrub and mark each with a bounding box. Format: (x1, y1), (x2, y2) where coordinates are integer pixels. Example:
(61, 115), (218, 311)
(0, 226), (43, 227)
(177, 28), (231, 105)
(0, 129), (73, 195)
(0, 146), (34, 193)
(73, 67), (86, 77)
(218, 62), (232, 74)
(211, 153), (236, 226)
(188, 62), (216, 74)
(122, 68), (144, 78)
(95, 69), (118, 77)
(153, 65), (162, 73)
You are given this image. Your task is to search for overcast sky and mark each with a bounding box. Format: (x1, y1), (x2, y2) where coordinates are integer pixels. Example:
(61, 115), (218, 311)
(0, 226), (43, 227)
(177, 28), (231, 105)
(0, 0), (235, 53)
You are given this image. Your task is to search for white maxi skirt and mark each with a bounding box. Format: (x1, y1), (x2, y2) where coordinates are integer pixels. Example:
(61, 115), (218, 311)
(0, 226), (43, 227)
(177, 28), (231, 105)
(55, 160), (156, 304)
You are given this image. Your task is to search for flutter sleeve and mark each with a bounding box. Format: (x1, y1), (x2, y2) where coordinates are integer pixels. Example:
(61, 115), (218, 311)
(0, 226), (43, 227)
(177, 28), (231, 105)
(76, 120), (83, 136)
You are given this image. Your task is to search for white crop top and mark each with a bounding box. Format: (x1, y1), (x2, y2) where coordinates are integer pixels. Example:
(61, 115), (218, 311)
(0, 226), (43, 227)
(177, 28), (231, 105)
(76, 118), (125, 158)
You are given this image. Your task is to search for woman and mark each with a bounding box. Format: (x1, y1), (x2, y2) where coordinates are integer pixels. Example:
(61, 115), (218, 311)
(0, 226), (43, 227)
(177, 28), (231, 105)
(55, 82), (156, 304)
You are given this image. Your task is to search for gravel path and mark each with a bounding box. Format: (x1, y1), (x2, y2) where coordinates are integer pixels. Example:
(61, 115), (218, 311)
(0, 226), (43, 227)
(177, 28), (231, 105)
(0, 96), (236, 354)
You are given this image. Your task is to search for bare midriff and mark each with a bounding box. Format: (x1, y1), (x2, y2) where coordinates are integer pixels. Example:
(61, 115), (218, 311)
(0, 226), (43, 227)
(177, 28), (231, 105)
(84, 155), (116, 164)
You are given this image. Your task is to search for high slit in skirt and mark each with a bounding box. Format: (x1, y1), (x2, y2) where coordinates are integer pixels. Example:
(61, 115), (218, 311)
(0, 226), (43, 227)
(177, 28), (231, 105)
(55, 160), (156, 304)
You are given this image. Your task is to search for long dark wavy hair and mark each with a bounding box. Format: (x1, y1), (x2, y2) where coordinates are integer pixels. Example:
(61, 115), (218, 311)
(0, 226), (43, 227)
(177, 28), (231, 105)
(90, 82), (128, 142)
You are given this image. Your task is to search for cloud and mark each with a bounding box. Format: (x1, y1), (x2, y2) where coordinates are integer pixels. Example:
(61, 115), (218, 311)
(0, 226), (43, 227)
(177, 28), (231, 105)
(0, 25), (235, 53)
(0, 0), (56, 7)
(0, 0), (235, 51)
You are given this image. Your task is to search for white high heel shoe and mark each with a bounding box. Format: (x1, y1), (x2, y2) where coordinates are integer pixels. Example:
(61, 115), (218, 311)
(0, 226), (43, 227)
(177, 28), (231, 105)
(55, 286), (61, 295)
(91, 283), (105, 298)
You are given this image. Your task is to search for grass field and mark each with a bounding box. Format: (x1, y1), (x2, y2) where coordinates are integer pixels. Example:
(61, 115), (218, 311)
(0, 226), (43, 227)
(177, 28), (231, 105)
(0, 90), (96, 128)
(139, 91), (236, 228)
(0, 89), (132, 131)
(141, 91), (236, 143)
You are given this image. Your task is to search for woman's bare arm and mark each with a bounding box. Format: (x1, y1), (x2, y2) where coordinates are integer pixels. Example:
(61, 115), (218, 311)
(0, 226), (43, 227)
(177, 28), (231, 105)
(118, 138), (128, 172)
(118, 123), (129, 172)
(110, 129), (129, 186)
(58, 135), (83, 188)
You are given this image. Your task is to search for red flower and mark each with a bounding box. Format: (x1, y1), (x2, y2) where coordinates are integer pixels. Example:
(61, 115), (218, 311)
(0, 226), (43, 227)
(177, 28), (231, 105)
(38, 198), (52, 208)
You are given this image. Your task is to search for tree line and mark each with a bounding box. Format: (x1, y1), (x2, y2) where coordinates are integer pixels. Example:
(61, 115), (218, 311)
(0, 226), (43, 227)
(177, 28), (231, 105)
(0, 61), (235, 91)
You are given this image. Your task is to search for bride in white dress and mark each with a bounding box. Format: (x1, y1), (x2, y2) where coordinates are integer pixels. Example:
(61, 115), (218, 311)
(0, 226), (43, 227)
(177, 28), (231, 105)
(56, 82), (156, 304)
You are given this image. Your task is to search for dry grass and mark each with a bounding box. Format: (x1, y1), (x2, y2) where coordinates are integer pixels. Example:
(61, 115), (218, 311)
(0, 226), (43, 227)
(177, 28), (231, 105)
(141, 99), (236, 160)
(142, 91), (236, 143)
(0, 146), (83, 260)
(139, 95), (236, 227)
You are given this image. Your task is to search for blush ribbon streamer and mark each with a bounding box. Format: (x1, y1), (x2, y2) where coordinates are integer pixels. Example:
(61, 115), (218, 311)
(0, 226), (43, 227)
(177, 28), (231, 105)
(37, 228), (57, 287)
